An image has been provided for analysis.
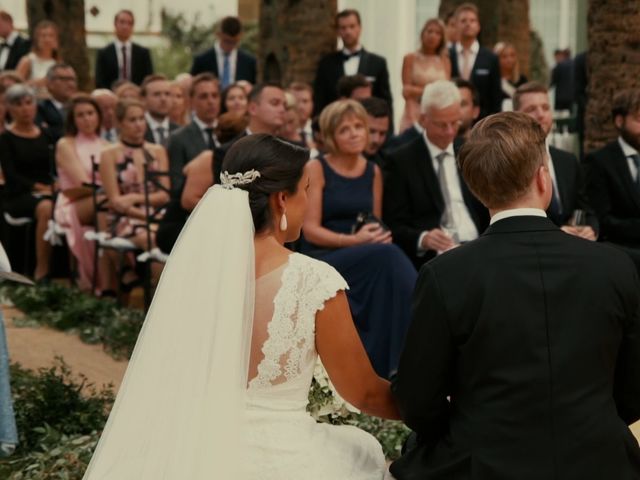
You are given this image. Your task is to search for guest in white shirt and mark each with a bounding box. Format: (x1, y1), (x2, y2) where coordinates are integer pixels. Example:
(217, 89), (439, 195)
(95, 10), (153, 89)
(383, 79), (489, 268)
(140, 74), (178, 147)
(190, 17), (257, 88)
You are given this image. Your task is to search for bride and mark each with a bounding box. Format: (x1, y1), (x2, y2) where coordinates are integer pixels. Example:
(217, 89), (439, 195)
(83, 134), (400, 479)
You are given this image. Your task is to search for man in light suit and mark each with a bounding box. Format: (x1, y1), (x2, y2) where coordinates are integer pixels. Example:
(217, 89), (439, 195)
(383, 80), (488, 269)
(94, 10), (153, 89)
(313, 9), (392, 117)
(140, 74), (179, 147)
(36, 63), (77, 142)
(166, 73), (220, 197)
(514, 81), (597, 239)
(0, 10), (30, 72)
(391, 111), (640, 480)
(449, 3), (501, 119)
(190, 16), (256, 88)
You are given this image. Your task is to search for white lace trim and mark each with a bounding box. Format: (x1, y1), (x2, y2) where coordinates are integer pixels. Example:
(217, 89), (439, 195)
(249, 253), (348, 389)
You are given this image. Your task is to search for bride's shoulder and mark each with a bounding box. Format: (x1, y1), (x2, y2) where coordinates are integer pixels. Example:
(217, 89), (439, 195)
(288, 253), (348, 296)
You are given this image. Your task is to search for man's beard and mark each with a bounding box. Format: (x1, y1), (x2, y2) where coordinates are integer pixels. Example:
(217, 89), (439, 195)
(620, 127), (640, 152)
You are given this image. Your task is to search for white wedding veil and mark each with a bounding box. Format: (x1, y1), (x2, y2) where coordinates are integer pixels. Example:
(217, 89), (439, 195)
(83, 185), (255, 479)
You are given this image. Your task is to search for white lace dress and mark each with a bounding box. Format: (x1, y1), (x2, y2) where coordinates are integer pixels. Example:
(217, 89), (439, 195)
(245, 253), (386, 479)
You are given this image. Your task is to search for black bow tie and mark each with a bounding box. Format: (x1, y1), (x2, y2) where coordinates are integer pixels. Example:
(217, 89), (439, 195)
(0, 42), (8, 50)
(341, 50), (362, 61)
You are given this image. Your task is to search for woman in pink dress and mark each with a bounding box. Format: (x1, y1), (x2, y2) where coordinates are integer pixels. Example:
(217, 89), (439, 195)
(54, 94), (108, 291)
(399, 18), (451, 133)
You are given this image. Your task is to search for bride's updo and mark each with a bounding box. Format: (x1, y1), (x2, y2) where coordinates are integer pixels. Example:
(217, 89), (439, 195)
(222, 134), (309, 232)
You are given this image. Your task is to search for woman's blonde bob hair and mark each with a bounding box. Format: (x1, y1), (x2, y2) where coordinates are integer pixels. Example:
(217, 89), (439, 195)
(319, 99), (369, 154)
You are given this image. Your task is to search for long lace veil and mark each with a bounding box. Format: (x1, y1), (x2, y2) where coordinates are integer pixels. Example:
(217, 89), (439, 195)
(83, 185), (255, 479)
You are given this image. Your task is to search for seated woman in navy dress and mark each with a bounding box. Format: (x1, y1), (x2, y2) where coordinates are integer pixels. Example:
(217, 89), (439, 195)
(301, 99), (417, 378)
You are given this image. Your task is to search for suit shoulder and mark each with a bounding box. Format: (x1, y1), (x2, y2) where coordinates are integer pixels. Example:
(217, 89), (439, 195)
(194, 47), (216, 61)
(318, 51), (340, 66)
(586, 141), (621, 165)
(238, 48), (256, 62)
(386, 136), (425, 164)
(549, 145), (578, 164)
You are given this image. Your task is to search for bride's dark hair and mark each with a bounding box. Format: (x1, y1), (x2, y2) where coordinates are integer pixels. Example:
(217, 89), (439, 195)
(222, 134), (309, 232)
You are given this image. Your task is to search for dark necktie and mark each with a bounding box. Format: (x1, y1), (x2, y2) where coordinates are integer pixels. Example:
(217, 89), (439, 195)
(341, 50), (361, 62)
(156, 126), (167, 147)
(121, 45), (128, 80)
(204, 127), (215, 150)
(631, 154), (640, 188)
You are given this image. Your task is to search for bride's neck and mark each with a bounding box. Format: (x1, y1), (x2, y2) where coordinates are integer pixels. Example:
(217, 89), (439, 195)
(254, 233), (291, 278)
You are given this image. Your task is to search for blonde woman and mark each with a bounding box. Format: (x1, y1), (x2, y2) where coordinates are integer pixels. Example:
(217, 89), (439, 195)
(494, 41), (528, 110)
(399, 18), (451, 132)
(301, 99), (417, 379)
(16, 20), (60, 92)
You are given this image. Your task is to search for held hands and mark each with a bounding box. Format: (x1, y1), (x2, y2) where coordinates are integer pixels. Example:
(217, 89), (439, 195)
(353, 223), (392, 245)
(422, 228), (458, 252)
(561, 225), (597, 241)
(111, 194), (139, 214)
(33, 182), (54, 194)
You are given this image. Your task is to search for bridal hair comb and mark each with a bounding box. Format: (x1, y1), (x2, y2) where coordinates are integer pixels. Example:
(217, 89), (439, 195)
(220, 169), (261, 189)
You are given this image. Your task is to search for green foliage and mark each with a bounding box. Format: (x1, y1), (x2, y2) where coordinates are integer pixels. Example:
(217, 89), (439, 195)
(0, 361), (112, 479)
(2, 283), (144, 360)
(9, 361), (113, 453)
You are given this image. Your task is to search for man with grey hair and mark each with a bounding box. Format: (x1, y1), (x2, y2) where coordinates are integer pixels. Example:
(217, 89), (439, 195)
(36, 63), (77, 141)
(91, 89), (118, 142)
(383, 79), (488, 268)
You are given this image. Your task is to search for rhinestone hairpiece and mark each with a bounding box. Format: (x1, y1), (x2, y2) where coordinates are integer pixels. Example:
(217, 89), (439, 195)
(220, 170), (261, 189)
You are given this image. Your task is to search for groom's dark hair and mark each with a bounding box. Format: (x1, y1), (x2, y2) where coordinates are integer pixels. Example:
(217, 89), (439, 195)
(223, 134), (309, 232)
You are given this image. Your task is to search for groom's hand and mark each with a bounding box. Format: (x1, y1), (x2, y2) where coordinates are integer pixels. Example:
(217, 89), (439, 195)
(422, 229), (456, 252)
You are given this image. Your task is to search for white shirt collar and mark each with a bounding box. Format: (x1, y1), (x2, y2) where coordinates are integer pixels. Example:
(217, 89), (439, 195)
(618, 136), (639, 158)
(114, 39), (132, 50)
(215, 41), (236, 57)
(145, 111), (169, 131)
(456, 40), (479, 54)
(490, 208), (547, 225)
(423, 132), (455, 160)
(342, 44), (362, 55)
(3, 31), (19, 45)
(193, 115), (215, 131)
(50, 99), (64, 111)
(413, 122), (424, 134)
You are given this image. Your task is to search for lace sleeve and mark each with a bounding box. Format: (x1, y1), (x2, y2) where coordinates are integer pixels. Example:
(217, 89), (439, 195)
(306, 259), (349, 314)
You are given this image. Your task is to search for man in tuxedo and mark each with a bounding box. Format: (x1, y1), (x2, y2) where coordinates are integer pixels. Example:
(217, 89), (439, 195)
(94, 10), (153, 89)
(140, 74), (179, 147)
(514, 81), (597, 239)
(383, 122), (422, 154)
(586, 89), (640, 269)
(0, 10), (30, 72)
(91, 89), (118, 142)
(167, 73), (221, 197)
(449, 3), (501, 119)
(383, 80), (488, 269)
(313, 9), (392, 117)
(36, 63), (77, 142)
(391, 112), (640, 480)
(359, 96), (390, 167)
(190, 16), (256, 88)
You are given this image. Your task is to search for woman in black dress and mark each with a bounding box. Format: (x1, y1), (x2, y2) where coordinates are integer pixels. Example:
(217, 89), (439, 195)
(0, 84), (55, 280)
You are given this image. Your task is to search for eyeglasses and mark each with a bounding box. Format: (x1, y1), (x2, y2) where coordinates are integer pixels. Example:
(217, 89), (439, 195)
(429, 120), (462, 131)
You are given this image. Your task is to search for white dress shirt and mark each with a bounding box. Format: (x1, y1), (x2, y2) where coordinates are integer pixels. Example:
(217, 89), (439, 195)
(417, 134), (479, 252)
(618, 136), (640, 182)
(342, 45), (362, 76)
(455, 40), (479, 79)
(490, 208), (547, 225)
(0, 31), (19, 70)
(145, 112), (170, 144)
(215, 42), (238, 83)
(114, 40), (132, 80)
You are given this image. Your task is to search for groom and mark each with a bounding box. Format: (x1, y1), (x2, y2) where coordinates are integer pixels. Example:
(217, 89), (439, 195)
(390, 112), (640, 479)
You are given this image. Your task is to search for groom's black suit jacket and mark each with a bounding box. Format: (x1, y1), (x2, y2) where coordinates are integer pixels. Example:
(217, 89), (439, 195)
(391, 215), (640, 480)
(382, 135), (489, 268)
